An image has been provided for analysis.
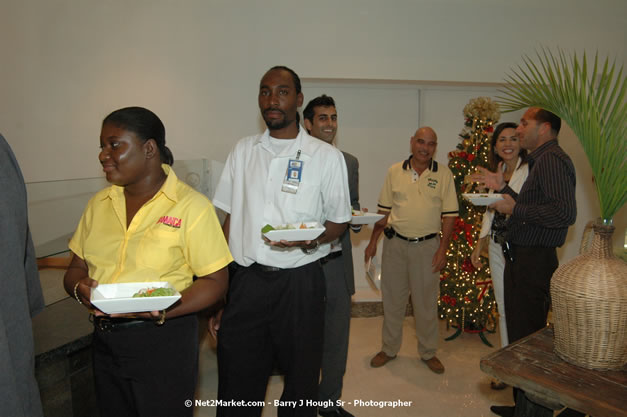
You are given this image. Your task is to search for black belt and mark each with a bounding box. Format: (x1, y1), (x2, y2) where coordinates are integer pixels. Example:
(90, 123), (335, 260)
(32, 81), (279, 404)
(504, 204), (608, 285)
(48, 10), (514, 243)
(320, 250), (342, 265)
(386, 227), (437, 243)
(250, 263), (282, 273)
(93, 316), (156, 332)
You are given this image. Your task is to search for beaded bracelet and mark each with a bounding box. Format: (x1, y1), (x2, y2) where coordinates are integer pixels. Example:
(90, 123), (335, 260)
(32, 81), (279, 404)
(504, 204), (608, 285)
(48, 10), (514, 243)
(73, 282), (83, 305)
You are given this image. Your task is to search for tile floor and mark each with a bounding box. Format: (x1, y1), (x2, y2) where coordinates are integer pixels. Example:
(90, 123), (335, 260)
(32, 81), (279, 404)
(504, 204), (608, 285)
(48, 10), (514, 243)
(194, 316), (516, 417)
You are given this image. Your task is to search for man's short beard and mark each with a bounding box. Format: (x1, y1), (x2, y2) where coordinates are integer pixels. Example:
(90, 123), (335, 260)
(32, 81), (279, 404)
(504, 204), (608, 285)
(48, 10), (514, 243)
(264, 117), (289, 130)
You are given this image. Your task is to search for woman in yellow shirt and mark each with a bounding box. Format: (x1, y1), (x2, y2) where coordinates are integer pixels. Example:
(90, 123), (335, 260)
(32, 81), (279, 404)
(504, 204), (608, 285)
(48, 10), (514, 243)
(63, 106), (232, 417)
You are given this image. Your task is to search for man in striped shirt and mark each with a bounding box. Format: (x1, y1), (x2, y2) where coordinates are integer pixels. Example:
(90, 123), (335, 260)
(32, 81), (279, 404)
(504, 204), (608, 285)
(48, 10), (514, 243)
(475, 107), (577, 417)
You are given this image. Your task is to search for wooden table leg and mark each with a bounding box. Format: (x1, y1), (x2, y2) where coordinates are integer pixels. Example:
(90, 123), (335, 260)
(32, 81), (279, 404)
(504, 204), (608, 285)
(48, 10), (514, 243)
(513, 390), (555, 417)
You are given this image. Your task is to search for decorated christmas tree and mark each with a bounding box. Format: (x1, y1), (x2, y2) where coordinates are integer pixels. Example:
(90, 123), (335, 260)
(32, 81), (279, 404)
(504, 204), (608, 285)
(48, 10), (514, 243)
(438, 97), (500, 345)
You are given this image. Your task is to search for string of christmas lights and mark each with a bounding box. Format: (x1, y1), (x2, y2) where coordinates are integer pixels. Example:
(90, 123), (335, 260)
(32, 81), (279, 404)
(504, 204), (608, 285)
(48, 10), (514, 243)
(439, 97), (501, 339)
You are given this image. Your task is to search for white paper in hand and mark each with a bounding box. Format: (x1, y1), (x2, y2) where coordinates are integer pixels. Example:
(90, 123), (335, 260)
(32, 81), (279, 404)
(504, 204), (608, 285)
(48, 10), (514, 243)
(366, 256), (382, 290)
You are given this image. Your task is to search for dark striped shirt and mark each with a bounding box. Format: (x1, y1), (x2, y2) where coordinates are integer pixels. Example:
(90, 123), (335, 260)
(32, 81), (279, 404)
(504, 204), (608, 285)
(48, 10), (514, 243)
(502, 139), (576, 247)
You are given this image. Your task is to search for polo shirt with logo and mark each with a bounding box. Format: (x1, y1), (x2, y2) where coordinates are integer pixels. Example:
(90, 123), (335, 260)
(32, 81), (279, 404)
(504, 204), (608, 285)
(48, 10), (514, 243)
(69, 165), (233, 292)
(377, 157), (458, 238)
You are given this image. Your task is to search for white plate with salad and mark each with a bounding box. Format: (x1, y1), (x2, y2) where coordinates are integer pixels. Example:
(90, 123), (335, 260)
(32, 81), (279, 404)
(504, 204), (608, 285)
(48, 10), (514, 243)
(350, 210), (385, 225)
(262, 222), (325, 242)
(90, 282), (181, 314)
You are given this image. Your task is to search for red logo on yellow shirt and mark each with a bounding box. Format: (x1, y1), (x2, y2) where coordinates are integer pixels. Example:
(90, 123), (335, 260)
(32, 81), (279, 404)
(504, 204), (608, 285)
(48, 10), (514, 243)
(157, 216), (182, 228)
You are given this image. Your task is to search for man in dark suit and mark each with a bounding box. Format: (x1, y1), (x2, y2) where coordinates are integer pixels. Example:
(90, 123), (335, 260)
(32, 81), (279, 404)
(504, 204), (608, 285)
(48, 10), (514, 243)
(303, 95), (360, 417)
(0, 133), (45, 417)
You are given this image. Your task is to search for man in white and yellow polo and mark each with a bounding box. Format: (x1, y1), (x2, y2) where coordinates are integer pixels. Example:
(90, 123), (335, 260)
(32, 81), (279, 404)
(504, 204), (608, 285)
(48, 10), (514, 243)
(365, 126), (458, 374)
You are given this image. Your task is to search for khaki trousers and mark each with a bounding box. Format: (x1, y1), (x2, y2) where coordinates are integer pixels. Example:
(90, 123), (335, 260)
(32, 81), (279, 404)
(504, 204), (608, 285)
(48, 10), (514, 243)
(381, 234), (440, 360)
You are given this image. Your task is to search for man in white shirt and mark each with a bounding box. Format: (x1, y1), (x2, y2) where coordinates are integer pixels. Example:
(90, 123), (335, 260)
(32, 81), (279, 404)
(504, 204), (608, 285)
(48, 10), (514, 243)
(212, 66), (352, 417)
(303, 95), (360, 417)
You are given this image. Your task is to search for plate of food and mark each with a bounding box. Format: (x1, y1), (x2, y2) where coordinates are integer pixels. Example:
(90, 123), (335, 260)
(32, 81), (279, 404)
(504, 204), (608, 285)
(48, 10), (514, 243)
(262, 222), (325, 242)
(90, 282), (181, 314)
(350, 210), (385, 225)
(462, 193), (504, 206)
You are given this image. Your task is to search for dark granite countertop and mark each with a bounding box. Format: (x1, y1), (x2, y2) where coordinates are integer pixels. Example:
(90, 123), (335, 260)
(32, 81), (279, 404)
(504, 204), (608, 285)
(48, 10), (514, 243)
(33, 297), (94, 364)
(30, 297), (385, 365)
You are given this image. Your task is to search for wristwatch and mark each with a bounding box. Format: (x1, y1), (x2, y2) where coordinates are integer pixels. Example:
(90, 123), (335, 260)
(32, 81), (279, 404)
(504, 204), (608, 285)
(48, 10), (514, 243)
(155, 310), (166, 326)
(301, 239), (320, 255)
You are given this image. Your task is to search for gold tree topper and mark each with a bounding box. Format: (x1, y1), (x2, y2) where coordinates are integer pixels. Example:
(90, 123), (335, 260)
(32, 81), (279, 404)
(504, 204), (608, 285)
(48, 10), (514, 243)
(463, 96), (501, 121)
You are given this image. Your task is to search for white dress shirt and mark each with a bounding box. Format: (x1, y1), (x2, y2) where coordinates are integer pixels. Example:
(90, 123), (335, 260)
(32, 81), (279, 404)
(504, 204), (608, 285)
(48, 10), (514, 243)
(213, 128), (352, 268)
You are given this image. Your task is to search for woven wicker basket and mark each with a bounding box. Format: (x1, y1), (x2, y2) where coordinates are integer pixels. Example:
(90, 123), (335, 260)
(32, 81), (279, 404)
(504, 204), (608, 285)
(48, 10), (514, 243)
(551, 221), (627, 370)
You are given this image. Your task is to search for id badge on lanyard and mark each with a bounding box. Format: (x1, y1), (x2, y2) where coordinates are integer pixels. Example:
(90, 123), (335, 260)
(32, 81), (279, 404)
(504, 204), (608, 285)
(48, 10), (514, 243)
(281, 150), (302, 194)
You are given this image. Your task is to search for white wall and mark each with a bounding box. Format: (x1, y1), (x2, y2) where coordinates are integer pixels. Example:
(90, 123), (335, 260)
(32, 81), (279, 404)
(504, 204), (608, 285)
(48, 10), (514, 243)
(1, 0), (625, 282)
(2, 0), (625, 181)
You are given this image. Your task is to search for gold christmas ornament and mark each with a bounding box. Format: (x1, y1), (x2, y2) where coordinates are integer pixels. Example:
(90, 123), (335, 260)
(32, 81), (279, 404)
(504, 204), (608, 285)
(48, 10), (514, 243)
(463, 97), (501, 122)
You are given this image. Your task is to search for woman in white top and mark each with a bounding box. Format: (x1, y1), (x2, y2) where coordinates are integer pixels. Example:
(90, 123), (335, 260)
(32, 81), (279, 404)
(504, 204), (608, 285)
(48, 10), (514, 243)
(471, 122), (528, 389)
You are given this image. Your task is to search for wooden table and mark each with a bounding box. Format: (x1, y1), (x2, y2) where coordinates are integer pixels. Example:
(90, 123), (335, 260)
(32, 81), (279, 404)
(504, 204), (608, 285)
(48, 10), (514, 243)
(480, 326), (627, 417)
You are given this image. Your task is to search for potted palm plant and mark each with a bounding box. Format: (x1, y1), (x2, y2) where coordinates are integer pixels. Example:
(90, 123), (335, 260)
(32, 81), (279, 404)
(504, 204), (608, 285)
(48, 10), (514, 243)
(498, 48), (626, 370)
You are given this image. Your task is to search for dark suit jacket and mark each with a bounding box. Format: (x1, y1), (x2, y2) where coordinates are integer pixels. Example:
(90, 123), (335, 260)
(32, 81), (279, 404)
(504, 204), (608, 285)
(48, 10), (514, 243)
(340, 151), (359, 295)
(0, 134), (44, 417)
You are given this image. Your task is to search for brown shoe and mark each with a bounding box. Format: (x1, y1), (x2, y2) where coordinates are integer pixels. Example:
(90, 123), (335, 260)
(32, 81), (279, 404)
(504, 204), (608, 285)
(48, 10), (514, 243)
(421, 356), (445, 374)
(370, 351), (396, 368)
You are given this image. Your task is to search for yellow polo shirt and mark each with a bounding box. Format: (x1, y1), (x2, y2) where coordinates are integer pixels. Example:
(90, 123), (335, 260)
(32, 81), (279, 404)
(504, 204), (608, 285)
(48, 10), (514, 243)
(377, 158), (458, 237)
(69, 165), (233, 292)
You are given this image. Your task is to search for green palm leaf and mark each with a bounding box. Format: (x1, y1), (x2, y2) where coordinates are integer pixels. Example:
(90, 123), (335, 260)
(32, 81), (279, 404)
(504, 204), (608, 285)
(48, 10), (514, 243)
(498, 48), (627, 221)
